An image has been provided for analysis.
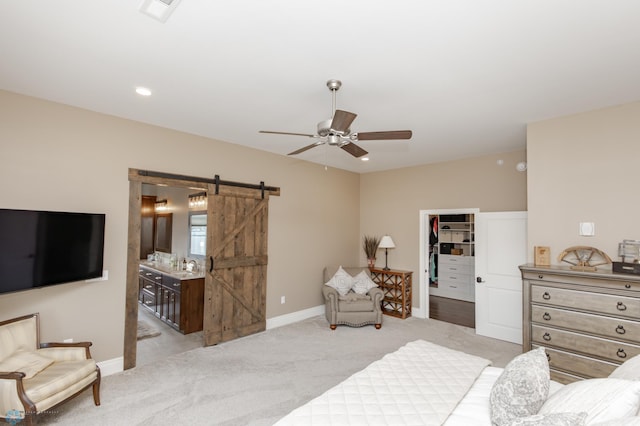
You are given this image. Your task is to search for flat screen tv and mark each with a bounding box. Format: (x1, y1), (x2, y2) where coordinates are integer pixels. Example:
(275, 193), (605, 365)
(0, 208), (106, 294)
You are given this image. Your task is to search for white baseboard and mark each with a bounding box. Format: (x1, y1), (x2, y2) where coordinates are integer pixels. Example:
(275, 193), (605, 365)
(98, 305), (324, 377)
(266, 305), (324, 329)
(97, 356), (123, 377)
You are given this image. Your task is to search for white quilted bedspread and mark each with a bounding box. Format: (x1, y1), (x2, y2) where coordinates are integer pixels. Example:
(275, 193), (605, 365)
(274, 340), (492, 426)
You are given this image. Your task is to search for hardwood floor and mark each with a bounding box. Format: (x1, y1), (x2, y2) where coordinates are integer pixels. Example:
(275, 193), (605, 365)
(429, 295), (475, 328)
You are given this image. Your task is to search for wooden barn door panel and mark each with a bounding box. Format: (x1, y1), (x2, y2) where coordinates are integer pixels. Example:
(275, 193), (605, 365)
(203, 186), (268, 346)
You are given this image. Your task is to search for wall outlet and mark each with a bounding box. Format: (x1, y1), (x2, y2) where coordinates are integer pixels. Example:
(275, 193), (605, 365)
(280, 296), (285, 304)
(63, 338), (73, 343)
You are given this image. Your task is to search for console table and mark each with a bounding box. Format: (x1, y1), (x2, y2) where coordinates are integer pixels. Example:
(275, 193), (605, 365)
(370, 268), (412, 319)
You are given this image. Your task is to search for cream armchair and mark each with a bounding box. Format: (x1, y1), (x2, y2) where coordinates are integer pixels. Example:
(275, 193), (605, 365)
(322, 266), (384, 330)
(0, 313), (100, 425)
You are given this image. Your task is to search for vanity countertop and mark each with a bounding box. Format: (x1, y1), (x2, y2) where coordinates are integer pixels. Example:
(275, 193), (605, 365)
(139, 261), (205, 280)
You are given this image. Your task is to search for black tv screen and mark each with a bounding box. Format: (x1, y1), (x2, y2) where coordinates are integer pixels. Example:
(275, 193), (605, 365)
(0, 208), (105, 294)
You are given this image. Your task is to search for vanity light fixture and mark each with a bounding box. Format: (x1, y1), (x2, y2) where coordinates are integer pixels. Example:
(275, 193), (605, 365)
(188, 192), (207, 209)
(154, 199), (168, 211)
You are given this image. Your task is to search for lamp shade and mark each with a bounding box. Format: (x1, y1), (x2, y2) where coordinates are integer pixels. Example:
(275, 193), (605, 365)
(379, 235), (395, 249)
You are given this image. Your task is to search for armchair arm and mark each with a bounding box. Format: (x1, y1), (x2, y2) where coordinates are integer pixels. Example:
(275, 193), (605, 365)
(368, 287), (384, 313)
(322, 286), (339, 309)
(39, 341), (93, 361)
(0, 372), (36, 420)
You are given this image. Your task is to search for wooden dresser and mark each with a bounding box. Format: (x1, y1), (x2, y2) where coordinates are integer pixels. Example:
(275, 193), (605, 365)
(520, 264), (640, 384)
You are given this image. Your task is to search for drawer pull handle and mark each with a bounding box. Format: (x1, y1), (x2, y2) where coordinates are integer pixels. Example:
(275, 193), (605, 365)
(542, 292), (551, 300)
(173, 283), (180, 287)
(146, 273), (152, 276)
(616, 325), (626, 335)
(546, 353), (551, 362)
(617, 349), (628, 359)
(543, 332), (551, 341)
(538, 274), (544, 279)
(625, 284), (632, 289)
(542, 312), (551, 321)
(155, 276), (162, 280)
(617, 302), (627, 311)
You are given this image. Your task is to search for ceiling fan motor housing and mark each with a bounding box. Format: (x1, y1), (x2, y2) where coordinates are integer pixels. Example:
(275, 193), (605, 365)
(317, 118), (350, 141)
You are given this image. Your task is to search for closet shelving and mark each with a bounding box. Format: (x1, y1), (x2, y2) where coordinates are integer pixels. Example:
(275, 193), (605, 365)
(428, 213), (475, 302)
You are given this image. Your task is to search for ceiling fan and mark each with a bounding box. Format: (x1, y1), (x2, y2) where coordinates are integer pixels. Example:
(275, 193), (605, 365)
(259, 80), (412, 158)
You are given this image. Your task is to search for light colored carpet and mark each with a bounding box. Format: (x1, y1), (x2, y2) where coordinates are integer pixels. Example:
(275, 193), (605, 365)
(38, 315), (521, 425)
(136, 320), (161, 341)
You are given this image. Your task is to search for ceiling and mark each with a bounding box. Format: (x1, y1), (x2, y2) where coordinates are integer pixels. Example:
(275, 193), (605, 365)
(2, 1), (639, 173)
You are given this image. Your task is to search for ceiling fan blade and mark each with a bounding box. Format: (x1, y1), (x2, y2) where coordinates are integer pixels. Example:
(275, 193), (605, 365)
(356, 130), (413, 140)
(340, 142), (368, 158)
(288, 142), (323, 156)
(331, 110), (357, 133)
(259, 130), (315, 137)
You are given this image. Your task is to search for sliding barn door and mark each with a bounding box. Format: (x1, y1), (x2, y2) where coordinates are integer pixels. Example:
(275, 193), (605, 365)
(203, 185), (269, 346)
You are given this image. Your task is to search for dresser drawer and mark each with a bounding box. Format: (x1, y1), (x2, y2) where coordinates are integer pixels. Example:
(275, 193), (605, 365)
(532, 324), (640, 363)
(531, 305), (640, 342)
(439, 263), (473, 275)
(439, 255), (473, 266)
(532, 344), (618, 379)
(523, 270), (640, 293)
(163, 276), (182, 293)
(531, 284), (640, 319)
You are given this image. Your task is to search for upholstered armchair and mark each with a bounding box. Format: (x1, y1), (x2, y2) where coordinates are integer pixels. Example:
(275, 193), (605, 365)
(0, 313), (101, 425)
(322, 266), (384, 330)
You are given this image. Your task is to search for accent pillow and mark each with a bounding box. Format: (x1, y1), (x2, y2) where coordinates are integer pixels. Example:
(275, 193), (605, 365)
(0, 350), (54, 379)
(609, 354), (640, 381)
(591, 418), (640, 426)
(490, 347), (550, 425)
(351, 270), (377, 295)
(324, 266), (354, 296)
(538, 378), (640, 424)
(507, 412), (587, 426)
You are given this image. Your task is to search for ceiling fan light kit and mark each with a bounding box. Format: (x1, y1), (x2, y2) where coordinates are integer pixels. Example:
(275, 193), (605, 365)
(259, 80), (412, 159)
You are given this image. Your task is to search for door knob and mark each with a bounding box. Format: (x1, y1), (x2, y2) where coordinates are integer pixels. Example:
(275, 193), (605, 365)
(476, 276), (484, 283)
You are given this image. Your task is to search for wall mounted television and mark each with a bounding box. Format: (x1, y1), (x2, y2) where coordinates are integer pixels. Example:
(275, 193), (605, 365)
(0, 208), (106, 295)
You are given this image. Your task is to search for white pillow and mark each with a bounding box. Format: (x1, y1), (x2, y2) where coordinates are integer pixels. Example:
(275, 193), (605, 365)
(591, 418), (640, 426)
(490, 347), (550, 425)
(324, 266), (353, 296)
(609, 354), (640, 381)
(0, 350), (54, 379)
(351, 270), (377, 295)
(507, 412), (587, 426)
(539, 378), (640, 424)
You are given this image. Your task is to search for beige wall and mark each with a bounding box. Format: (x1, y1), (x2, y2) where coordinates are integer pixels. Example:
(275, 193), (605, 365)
(0, 90), (360, 362)
(360, 150), (528, 310)
(527, 101), (640, 265)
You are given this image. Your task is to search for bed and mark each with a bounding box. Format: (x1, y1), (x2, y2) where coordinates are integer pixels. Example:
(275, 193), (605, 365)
(274, 340), (640, 426)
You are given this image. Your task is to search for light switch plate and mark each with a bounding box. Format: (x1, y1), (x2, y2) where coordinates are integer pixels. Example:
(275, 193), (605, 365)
(579, 222), (595, 236)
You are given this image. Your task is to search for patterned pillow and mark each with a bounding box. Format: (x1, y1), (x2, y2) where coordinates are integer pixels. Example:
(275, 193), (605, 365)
(490, 347), (550, 425)
(351, 270), (377, 295)
(507, 412), (587, 426)
(324, 266), (354, 296)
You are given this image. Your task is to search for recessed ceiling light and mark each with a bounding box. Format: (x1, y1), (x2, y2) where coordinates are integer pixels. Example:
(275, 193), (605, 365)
(135, 87), (152, 96)
(361, 157), (370, 162)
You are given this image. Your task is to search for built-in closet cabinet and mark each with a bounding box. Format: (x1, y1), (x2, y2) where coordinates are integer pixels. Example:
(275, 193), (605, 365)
(428, 213), (475, 302)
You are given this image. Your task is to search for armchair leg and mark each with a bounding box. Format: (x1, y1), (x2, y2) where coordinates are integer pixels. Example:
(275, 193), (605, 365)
(330, 324), (337, 330)
(375, 324), (381, 329)
(92, 374), (101, 406)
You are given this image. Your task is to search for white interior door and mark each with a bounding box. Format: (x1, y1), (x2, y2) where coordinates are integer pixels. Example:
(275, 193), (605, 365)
(475, 211), (527, 344)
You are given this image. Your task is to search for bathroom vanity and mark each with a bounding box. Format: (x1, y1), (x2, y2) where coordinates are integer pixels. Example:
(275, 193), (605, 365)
(138, 262), (204, 334)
